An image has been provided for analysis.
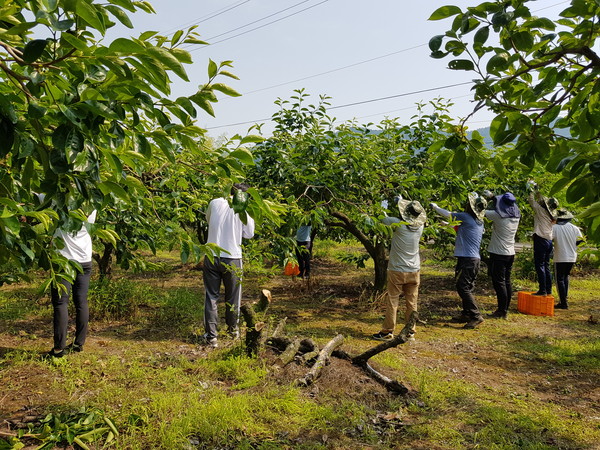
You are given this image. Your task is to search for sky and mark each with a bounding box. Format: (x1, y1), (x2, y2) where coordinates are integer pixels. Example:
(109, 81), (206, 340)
(116, 0), (569, 139)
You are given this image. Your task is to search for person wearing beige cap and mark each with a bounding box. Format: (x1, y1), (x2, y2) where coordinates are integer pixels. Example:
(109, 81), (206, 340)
(552, 209), (584, 309)
(527, 181), (559, 296)
(372, 199), (426, 342)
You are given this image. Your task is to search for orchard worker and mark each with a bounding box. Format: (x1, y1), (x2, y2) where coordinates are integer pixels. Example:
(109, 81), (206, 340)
(527, 181), (559, 296)
(372, 199), (426, 341)
(484, 192), (521, 319)
(41, 194), (97, 358)
(431, 193), (487, 329)
(552, 209), (584, 310)
(295, 224), (312, 279)
(202, 183), (255, 348)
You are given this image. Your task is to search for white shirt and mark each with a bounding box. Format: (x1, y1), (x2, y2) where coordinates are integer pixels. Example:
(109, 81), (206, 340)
(56, 210), (97, 263)
(383, 217), (423, 272)
(552, 222), (583, 263)
(485, 210), (519, 256)
(206, 197), (255, 259)
(528, 193), (554, 240)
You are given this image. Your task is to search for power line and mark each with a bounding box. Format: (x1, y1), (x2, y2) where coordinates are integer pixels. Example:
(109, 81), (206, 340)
(206, 81), (473, 129)
(190, 0), (330, 50)
(244, 44), (427, 95)
(201, 0), (314, 43)
(161, 0), (251, 36)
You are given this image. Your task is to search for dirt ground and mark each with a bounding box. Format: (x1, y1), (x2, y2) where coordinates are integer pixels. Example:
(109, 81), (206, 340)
(1, 253), (599, 448)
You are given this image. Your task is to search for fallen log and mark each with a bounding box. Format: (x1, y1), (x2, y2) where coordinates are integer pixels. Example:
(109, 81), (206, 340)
(352, 312), (418, 366)
(297, 334), (344, 387)
(351, 312), (417, 394)
(266, 336), (292, 351)
(296, 349), (319, 365)
(271, 317), (287, 338)
(275, 338), (302, 367)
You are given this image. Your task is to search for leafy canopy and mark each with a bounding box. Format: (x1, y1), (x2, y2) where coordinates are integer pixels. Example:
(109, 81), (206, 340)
(429, 0), (600, 241)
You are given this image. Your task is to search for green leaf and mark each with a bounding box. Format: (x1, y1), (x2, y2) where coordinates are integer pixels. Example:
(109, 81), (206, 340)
(433, 151), (452, 172)
(511, 30), (534, 52)
(429, 35), (444, 52)
(189, 93), (215, 117)
(146, 46), (189, 81)
(0, 116), (15, 157)
(429, 5), (462, 21)
(239, 135), (264, 145)
(76, 0), (105, 33)
(210, 83), (241, 97)
(229, 148), (255, 165)
(549, 177), (571, 196)
(109, 37), (145, 54)
(566, 177), (589, 203)
(448, 59), (474, 71)
(474, 26), (489, 46)
(486, 52), (510, 74)
(98, 181), (129, 201)
(61, 32), (88, 51)
(105, 5), (133, 28)
(22, 39), (48, 63)
(207, 59), (218, 78)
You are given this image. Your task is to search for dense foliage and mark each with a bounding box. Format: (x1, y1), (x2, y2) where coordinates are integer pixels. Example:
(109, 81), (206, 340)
(0, 0), (256, 286)
(428, 0), (600, 241)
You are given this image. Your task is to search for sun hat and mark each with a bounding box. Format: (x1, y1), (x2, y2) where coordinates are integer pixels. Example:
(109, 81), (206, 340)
(398, 199), (426, 227)
(542, 196), (559, 219)
(467, 192), (487, 221)
(495, 192), (521, 218)
(556, 209), (574, 220)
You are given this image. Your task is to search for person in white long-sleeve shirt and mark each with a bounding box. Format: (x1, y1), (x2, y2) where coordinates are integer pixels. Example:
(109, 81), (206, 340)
(484, 192), (520, 319)
(552, 210), (584, 309)
(202, 184), (255, 348)
(41, 194), (97, 358)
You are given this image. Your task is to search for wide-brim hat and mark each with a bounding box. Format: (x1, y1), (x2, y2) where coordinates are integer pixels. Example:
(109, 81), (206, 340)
(398, 199), (426, 227)
(495, 192), (521, 219)
(468, 192), (487, 221)
(556, 209), (574, 220)
(542, 196), (559, 219)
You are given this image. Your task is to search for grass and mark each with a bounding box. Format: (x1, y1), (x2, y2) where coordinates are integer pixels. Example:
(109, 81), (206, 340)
(0, 243), (599, 449)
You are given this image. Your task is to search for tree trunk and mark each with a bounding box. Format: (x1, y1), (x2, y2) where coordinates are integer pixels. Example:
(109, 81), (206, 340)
(93, 243), (114, 280)
(240, 304), (264, 357)
(327, 211), (388, 293)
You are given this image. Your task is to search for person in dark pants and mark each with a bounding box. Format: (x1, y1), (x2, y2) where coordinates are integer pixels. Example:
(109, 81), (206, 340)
(552, 210), (584, 309)
(202, 184), (255, 348)
(295, 225), (312, 279)
(484, 193), (521, 319)
(431, 193), (487, 329)
(48, 208), (97, 358)
(527, 181), (558, 296)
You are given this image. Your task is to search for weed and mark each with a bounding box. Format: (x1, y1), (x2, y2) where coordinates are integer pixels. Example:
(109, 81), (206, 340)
(88, 278), (158, 320)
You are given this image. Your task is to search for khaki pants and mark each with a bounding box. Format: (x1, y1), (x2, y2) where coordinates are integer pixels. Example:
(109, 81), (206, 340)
(381, 270), (420, 334)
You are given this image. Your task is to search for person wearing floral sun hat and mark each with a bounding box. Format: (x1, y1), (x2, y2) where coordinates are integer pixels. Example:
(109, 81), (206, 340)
(484, 192), (521, 319)
(552, 209), (584, 309)
(431, 193), (487, 329)
(527, 180), (559, 296)
(372, 198), (426, 342)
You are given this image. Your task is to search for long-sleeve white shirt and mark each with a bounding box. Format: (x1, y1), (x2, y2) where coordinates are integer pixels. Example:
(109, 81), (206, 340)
(206, 197), (255, 259)
(485, 210), (519, 256)
(528, 193), (554, 240)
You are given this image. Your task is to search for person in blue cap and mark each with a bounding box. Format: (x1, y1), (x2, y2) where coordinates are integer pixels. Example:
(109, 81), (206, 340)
(484, 192), (521, 319)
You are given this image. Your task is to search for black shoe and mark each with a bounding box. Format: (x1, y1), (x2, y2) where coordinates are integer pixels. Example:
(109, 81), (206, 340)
(45, 349), (65, 359)
(532, 291), (546, 296)
(486, 310), (507, 319)
(372, 331), (393, 341)
(65, 343), (83, 354)
(463, 316), (484, 329)
(555, 303), (568, 310)
(450, 313), (470, 323)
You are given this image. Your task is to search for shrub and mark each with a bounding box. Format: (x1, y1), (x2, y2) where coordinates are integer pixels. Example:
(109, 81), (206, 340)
(88, 278), (157, 320)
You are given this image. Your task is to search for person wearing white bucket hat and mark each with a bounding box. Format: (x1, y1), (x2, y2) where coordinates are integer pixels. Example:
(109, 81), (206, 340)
(552, 209), (584, 309)
(527, 180), (559, 296)
(431, 193), (487, 330)
(372, 199), (426, 342)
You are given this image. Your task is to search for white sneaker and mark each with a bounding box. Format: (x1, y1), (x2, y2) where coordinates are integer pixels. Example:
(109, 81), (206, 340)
(200, 334), (218, 348)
